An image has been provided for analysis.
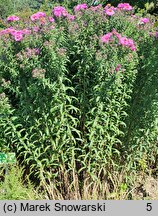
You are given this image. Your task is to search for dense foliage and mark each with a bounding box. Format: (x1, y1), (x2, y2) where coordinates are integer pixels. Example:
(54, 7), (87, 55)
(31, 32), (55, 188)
(0, 2), (158, 198)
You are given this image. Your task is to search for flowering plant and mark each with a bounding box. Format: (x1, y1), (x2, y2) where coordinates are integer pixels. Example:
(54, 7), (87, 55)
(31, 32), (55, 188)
(0, 2), (158, 194)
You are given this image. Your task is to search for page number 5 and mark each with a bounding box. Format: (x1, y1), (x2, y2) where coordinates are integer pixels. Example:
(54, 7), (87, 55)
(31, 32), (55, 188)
(146, 203), (152, 211)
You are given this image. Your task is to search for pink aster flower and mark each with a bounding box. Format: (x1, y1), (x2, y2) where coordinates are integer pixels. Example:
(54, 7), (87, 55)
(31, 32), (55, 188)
(100, 29), (136, 52)
(0, 27), (14, 35)
(67, 14), (75, 21)
(37, 12), (46, 17)
(119, 36), (136, 51)
(11, 30), (23, 36)
(117, 3), (125, 9)
(156, 32), (158, 38)
(101, 33), (112, 43)
(30, 14), (39, 21)
(140, 18), (150, 24)
(9, 29), (18, 36)
(74, 4), (87, 12)
(14, 33), (23, 41)
(22, 29), (31, 35)
(130, 45), (136, 51)
(105, 8), (115, 16)
(30, 11), (46, 21)
(52, 6), (68, 17)
(127, 38), (134, 46)
(115, 64), (121, 72)
(119, 36), (129, 46)
(124, 4), (133, 11)
(1, 28), (22, 37)
(7, 15), (19, 22)
(33, 26), (40, 32)
(127, 39), (136, 51)
(48, 17), (55, 22)
(117, 3), (133, 11)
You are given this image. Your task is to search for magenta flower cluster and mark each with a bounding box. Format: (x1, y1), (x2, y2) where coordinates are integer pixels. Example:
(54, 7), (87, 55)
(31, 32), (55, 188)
(101, 29), (136, 51)
(48, 17), (55, 22)
(52, 6), (68, 17)
(103, 3), (133, 16)
(140, 18), (150, 24)
(7, 15), (19, 22)
(30, 12), (46, 21)
(105, 8), (115, 16)
(0, 27), (31, 41)
(74, 3), (88, 12)
(0, 2), (156, 44)
(117, 3), (133, 11)
(101, 32), (112, 43)
(104, 4), (116, 16)
(52, 6), (75, 20)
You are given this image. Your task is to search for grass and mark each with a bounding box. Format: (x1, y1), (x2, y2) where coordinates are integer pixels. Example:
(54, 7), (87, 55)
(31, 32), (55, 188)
(1, 164), (157, 200)
(0, 165), (43, 200)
